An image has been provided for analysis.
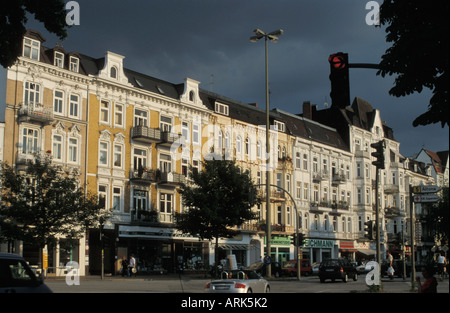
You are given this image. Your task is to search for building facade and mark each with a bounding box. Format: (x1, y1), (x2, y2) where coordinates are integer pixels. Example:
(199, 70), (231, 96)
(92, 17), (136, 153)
(1, 30), (446, 275)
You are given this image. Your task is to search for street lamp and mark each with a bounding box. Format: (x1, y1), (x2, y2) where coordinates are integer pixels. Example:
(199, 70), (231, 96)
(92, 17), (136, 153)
(250, 28), (283, 278)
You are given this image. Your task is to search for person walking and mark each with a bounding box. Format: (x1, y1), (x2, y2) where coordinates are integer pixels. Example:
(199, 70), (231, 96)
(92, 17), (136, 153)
(121, 256), (128, 277)
(128, 255), (136, 277)
(437, 252), (447, 281)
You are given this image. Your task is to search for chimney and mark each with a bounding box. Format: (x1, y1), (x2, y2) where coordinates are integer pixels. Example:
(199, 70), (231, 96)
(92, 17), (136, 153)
(248, 103), (258, 107)
(303, 101), (312, 120)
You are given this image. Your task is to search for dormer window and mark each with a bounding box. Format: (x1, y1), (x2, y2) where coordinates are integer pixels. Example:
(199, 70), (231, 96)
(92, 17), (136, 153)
(54, 52), (64, 68)
(110, 66), (117, 79)
(215, 103), (229, 116)
(70, 56), (79, 72)
(274, 120), (285, 132)
(23, 38), (40, 60)
(189, 90), (195, 102)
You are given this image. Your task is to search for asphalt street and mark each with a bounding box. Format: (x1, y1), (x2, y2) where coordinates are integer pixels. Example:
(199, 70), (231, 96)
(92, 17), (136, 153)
(45, 274), (449, 294)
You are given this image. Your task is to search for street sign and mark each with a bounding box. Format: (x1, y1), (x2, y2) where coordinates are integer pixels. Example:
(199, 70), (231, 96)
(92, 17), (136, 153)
(412, 185), (441, 194)
(413, 194), (440, 203)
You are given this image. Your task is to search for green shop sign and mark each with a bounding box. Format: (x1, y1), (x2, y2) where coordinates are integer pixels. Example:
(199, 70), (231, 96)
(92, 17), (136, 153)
(264, 236), (291, 246)
(303, 239), (334, 248)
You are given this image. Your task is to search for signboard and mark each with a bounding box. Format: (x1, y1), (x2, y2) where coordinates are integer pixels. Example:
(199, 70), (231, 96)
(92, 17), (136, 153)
(413, 185), (441, 194)
(413, 194), (440, 203)
(304, 239), (334, 248)
(228, 254), (238, 270)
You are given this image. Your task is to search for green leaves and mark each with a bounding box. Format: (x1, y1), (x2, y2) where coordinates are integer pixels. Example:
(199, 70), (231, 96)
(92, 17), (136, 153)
(176, 160), (260, 241)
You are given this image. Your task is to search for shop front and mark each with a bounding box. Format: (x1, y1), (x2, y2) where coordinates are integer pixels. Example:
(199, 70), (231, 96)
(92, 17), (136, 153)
(302, 238), (337, 263)
(117, 225), (209, 274)
(339, 240), (357, 260)
(263, 236), (292, 266)
(213, 234), (259, 269)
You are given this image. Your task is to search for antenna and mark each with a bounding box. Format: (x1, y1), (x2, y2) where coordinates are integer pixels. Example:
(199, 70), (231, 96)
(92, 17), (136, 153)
(209, 74), (215, 92)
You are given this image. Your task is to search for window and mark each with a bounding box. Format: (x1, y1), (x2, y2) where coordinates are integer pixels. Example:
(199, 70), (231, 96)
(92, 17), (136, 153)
(274, 121), (285, 132)
(22, 128), (39, 154)
(225, 132), (230, 149)
(113, 144), (123, 168)
(286, 174), (291, 193)
(99, 141), (109, 166)
(257, 141), (262, 159)
(218, 130), (223, 150)
(160, 116), (172, 132)
(303, 154), (308, 170)
(189, 91), (195, 102)
(54, 90), (64, 114)
(133, 148), (147, 171)
(110, 66), (117, 79)
(112, 187), (122, 212)
(193, 124), (200, 145)
(23, 38), (40, 60)
(114, 103), (123, 127)
(134, 109), (148, 127)
(24, 82), (40, 106)
(313, 157), (318, 172)
(357, 188), (362, 204)
(303, 183), (309, 200)
(98, 185), (108, 210)
(100, 100), (110, 123)
(182, 159), (189, 177)
(133, 190), (147, 213)
(160, 193), (173, 223)
(277, 206), (282, 224)
(54, 52), (64, 68)
(295, 152), (301, 168)
(159, 154), (172, 173)
(68, 137), (78, 163)
(245, 137), (250, 156)
(52, 134), (63, 161)
(215, 103), (229, 116)
(182, 122), (189, 142)
(70, 57), (79, 72)
(69, 94), (79, 118)
(236, 136), (242, 154)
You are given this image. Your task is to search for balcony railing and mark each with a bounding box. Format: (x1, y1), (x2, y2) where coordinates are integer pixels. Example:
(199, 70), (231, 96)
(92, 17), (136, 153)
(18, 102), (54, 123)
(131, 126), (161, 143)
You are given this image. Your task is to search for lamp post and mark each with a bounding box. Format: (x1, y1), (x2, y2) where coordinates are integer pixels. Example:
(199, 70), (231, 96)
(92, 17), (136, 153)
(250, 28), (283, 278)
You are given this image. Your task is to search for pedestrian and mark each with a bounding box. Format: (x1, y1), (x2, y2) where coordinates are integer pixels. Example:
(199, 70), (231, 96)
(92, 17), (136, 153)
(386, 251), (394, 280)
(121, 256), (128, 277)
(437, 253), (447, 280)
(416, 266), (438, 293)
(128, 254), (136, 277)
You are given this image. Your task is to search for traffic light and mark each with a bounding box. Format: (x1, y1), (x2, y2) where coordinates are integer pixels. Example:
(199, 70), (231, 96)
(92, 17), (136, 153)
(298, 233), (306, 247)
(364, 221), (374, 240)
(328, 52), (350, 109)
(291, 234), (297, 246)
(370, 140), (385, 169)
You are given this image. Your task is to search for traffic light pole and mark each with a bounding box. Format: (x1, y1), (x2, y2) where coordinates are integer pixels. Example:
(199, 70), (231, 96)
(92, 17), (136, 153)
(374, 167), (382, 289)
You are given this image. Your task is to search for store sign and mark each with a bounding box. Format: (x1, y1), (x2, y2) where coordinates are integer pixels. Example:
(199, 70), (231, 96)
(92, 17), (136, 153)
(264, 236), (291, 246)
(304, 239), (334, 248)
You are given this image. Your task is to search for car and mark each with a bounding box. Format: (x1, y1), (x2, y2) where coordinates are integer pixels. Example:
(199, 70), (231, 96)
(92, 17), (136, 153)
(246, 261), (282, 277)
(318, 258), (358, 283)
(281, 259), (313, 277)
(205, 270), (270, 293)
(0, 253), (52, 293)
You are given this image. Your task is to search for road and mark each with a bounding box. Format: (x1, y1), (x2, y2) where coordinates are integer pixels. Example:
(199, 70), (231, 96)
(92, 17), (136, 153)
(45, 274), (449, 293)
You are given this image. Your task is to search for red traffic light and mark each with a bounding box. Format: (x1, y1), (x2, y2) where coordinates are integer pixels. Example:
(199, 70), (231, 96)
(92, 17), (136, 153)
(328, 53), (347, 70)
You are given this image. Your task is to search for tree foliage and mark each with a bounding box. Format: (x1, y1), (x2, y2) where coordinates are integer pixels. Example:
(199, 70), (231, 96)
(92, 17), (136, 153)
(0, 0), (68, 68)
(176, 160), (260, 242)
(0, 153), (108, 250)
(378, 0), (449, 127)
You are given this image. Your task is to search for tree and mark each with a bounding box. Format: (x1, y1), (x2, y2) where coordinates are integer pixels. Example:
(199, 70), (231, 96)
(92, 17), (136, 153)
(378, 0), (449, 127)
(0, 0), (68, 68)
(0, 153), (108, 272)
(175, 160), (261, 272)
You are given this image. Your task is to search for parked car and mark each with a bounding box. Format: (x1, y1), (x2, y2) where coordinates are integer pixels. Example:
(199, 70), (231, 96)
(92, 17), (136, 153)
(205, 270), (270, 293)
(246, 261), (282, 277)
(319, 258), (358, 283)
(281, 259), (313, 277)
(0, 253), (52, 293)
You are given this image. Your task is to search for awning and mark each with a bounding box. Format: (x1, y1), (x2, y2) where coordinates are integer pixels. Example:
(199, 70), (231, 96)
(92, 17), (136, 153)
(218, 244), (255, 251)
(357, 248), (376, 256)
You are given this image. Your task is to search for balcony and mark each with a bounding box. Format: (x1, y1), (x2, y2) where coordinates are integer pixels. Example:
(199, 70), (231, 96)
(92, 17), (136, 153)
(384, 184), (399, 194)
(130, 168), (158, 184)
(313, 170), (328, 182)
(159, 171), (186, 186)
(332, 171), (347, 184)
(18, 102), (54, 124)
(159, 131), (182, 147)
(131, 126), (161, 143)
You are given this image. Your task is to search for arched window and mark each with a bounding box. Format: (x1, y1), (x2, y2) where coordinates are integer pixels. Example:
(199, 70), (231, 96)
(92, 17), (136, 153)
(189, 90), (195, 102)
(110, 66), (117, 79)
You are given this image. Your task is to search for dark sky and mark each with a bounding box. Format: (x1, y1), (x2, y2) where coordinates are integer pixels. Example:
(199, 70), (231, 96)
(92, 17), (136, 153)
(1, 0), (448, 157)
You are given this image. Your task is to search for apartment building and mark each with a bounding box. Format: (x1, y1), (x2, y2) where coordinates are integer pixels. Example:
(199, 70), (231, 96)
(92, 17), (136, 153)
(2, 30), (442, 275)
